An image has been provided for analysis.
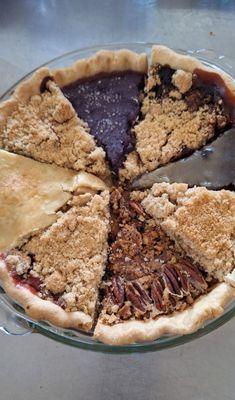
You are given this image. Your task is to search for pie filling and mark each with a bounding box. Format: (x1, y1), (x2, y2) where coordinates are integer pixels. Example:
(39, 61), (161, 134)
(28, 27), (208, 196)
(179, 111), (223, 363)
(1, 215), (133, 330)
(120, 64), (234, 181)
(99, 188), (215, 325)
(62, 71), (145, 172)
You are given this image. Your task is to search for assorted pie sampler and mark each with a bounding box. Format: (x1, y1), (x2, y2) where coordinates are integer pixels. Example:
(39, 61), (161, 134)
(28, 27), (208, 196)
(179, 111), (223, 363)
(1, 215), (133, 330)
(0, 46), (234, 345)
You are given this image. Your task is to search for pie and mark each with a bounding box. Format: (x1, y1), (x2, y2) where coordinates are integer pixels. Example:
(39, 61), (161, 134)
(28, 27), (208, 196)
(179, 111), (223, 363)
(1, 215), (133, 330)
(0, 45), (234, 345)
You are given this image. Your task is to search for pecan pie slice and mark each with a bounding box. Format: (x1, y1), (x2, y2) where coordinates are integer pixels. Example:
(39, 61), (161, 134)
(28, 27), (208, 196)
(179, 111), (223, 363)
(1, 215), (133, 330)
(120, 45), (235, 181)
(0, 152), (109, 330)
(0, 68), (107, 177)
(94, 185), (235, 345)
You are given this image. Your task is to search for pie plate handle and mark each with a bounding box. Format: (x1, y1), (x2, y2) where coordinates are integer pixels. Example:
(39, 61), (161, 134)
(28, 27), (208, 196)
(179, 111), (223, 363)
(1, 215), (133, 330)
(0, 298), (34, 336)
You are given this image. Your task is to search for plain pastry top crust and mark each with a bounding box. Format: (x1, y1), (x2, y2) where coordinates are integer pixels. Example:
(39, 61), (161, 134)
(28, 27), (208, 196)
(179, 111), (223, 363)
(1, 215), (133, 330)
(0, 45), (234, 344)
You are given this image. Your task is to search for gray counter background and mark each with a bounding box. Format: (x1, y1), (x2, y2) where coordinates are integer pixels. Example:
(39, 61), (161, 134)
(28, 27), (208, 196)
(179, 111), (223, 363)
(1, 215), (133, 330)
(0, 1), (234, 399)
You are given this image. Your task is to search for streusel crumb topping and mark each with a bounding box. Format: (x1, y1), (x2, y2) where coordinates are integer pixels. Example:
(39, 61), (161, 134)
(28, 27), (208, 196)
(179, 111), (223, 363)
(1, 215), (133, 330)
(121, 65), (230, 181)
(142, 183), (235, 281)
(6, 191), (110, 316)
(1, 81), (107, 177)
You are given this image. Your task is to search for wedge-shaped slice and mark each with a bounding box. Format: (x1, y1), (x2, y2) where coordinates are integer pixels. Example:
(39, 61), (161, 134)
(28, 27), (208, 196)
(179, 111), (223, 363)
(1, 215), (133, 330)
(142, 183), (235, 281)
(54, 50), (147, 172)
(0, 150), (109, 330)
(95, 185), (235, 345)
(0, 189), (109, 331)
(120, 45), (235, 181)
(0, 68), (107, 177)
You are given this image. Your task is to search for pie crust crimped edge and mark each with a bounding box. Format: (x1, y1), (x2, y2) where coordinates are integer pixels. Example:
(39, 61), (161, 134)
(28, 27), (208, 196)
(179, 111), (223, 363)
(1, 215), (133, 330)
(0, 260), (92, 330)
(151, 45), (235, 96)
(52, 49), (148, 87)
(0, 68), (52, 135)
(94, 282), (235, 345)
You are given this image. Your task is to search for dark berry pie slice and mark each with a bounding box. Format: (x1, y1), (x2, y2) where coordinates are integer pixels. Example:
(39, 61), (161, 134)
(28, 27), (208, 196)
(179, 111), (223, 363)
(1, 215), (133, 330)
(54, 50), (147, 173)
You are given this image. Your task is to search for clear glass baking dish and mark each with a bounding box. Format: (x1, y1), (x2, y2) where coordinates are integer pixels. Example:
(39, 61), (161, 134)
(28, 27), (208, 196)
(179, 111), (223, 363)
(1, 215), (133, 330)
(0, 42), (234, 353)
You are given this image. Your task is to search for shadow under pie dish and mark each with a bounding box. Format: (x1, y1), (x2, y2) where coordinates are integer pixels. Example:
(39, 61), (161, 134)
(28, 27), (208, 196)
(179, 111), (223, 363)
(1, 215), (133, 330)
(0, 43), (234, 348)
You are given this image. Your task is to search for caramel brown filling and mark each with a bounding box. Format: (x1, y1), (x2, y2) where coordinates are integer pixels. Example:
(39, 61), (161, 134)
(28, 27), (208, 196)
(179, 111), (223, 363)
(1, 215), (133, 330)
(101, 188), (213, 324)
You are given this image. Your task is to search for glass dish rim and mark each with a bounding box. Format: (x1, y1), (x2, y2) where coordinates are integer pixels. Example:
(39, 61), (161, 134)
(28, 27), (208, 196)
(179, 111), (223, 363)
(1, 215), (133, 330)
(0, 41), (234, 354)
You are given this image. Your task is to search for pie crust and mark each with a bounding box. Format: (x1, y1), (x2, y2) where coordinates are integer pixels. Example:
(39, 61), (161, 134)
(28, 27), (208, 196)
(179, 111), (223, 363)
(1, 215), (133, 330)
(53, 49), (148, 87)
(94, 282), (235, 345)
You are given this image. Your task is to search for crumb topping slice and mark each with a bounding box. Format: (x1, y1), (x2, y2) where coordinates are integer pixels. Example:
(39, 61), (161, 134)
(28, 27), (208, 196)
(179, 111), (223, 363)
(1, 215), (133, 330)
(0, 72), (107, 177)
(142, 183), (235, 281)
(4, 190), (110, 322)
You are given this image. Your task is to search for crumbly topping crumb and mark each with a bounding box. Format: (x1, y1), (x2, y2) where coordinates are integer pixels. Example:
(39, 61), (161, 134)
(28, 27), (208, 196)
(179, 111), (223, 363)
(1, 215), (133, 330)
(6, 190), (110, 317)
(1, 81), (107, 177)
(142, 183), (235, 281)
(121, 64), (230, 181)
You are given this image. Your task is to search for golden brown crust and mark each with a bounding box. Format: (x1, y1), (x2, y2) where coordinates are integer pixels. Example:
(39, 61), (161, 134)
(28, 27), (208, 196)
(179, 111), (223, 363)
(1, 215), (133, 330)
(53, 49), (148, 87)
(95, 283), (235, 345)
(0, 68), (52, 142)
(151, 45), (235, 95)
(0, 260), (92, 330)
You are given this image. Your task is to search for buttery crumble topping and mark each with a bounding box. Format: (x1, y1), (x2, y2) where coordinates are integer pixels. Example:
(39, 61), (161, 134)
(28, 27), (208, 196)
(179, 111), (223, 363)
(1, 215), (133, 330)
(120, 65), (231, 181)
(1, 80), (107, 177)
(5, 190), (109, 317)
(142, 183), (235, 281)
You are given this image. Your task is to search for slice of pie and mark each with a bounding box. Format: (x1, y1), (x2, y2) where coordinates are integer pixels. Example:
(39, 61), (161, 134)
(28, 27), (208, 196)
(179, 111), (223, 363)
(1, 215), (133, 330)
(0, 68), (107, 177)
(53, 50), (147, 172)
(94, 184), (235, 345)
(120, 45), (234, 181)
(0, 151), (109, 330)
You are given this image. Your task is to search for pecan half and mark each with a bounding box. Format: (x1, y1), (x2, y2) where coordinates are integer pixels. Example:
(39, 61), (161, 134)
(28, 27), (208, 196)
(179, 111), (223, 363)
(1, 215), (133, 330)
(129, 200), (145, 216)
(110, 276), (125, 306)
(162, 265), (182, 296)
(179, 259), (207, 291)
(126, 281), (151, 311)
(151, 279), (165, 312)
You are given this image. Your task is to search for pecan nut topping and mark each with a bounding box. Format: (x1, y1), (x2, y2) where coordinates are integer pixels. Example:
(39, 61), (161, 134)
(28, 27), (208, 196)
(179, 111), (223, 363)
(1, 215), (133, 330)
(126, 281), (151, 311)
(110, 276), (125, 306)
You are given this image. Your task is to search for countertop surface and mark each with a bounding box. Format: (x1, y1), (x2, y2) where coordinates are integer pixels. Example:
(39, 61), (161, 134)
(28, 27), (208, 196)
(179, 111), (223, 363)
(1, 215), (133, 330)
(0, 1), (234, 399)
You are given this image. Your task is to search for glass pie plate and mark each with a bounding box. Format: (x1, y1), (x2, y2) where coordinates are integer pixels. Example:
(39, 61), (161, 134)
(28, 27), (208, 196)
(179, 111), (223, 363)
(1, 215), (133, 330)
(0, 42), (234, 353)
